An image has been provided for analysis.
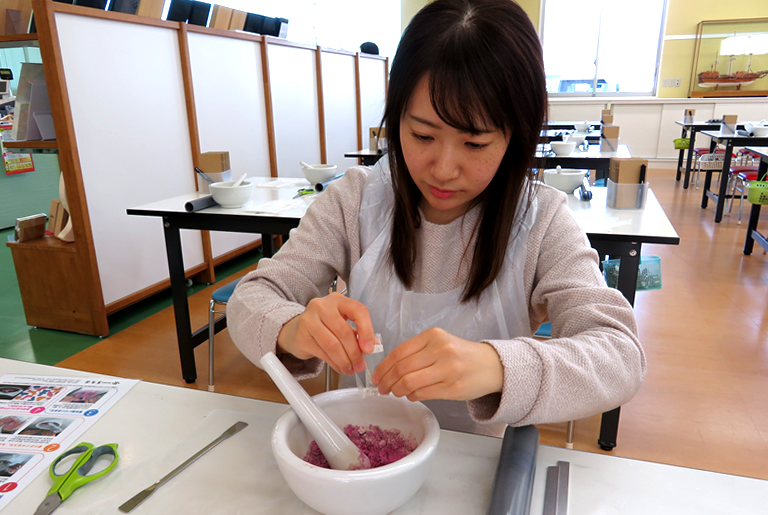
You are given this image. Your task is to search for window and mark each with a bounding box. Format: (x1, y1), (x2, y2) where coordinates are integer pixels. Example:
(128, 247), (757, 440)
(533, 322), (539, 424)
(542, 0), (667, 96)
(165, 1), (402, 59)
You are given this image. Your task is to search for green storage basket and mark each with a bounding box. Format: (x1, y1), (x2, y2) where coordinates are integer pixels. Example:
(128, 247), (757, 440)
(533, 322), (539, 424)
(673, 138), (690, 150)
(602, 256), (662, 291)
(747, 181), (768, 205)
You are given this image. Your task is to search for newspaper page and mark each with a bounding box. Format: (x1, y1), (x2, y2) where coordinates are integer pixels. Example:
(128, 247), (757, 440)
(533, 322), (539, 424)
(0, 374), (139, 510)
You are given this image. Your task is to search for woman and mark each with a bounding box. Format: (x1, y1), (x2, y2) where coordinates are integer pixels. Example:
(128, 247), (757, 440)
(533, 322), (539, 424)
(228, 0), (644, 432)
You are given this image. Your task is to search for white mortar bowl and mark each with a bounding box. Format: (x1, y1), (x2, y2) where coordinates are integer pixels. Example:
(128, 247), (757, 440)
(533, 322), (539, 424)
(209, 180), (253, 208)
(745, 123), (768, 137)
(301, 163), (338, 185)
(573, 121), (590, 132)
(569, 133), (587, 146)
(272, 389), (440, 515)
(549, 140), (578, 156)
(542, 168), (587, 192)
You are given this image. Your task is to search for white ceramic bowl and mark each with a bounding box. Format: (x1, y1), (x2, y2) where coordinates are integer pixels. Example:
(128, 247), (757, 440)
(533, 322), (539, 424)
(542, 168), (587, 192)
(569, 133), (587, 146)
(272, 389), (440, 515)
(301, 164), (338, 185)
(209, 180), (253, 208)
(573, 121), (590, 132)
(549, 140), (578, 156)
(745, 123), (768, 137)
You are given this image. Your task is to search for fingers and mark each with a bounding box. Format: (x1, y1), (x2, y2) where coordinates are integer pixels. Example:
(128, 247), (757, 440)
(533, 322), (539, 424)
(277, 293), (374, 375)
(373, 329), (504, 402)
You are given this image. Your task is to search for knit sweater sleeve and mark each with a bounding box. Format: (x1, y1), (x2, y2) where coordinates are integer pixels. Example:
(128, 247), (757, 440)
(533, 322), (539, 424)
(467, 185), (646, 426)
(226, 168), (368, 378)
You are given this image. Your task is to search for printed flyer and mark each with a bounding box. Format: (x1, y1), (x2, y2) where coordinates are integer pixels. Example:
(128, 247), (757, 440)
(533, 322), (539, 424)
(0, 121), (35, 175)
(0, 374), (138, 510)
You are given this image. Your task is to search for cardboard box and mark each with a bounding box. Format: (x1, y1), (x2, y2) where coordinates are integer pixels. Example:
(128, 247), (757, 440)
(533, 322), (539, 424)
(602, 114), (614, 126)
(229, 9), (247, 31)
(369, 127), (386, 151)
(601, 125), (620, 152)
(210, 5), (233, 29)
(684, 109), (695, 124)
(15, 213), (46, 242)
(721, 114), (738, 135)
(601, 109), (612, 116)
(199, 151), (230, 174)
(609, 157), (647, 184)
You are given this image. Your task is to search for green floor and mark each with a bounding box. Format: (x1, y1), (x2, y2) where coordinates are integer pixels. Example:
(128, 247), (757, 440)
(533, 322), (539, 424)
(0, 227), (261, 365)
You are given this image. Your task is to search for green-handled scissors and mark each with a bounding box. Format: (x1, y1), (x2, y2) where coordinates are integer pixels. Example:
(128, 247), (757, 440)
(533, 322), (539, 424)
(34, 442), (119, 515)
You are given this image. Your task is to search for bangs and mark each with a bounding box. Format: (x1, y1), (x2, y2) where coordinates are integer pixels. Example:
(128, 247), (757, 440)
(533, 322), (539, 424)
(426, 44), (509, 135)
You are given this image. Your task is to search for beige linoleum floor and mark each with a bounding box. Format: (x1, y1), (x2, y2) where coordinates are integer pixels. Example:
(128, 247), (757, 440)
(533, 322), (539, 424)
(58, 164), (768, 481)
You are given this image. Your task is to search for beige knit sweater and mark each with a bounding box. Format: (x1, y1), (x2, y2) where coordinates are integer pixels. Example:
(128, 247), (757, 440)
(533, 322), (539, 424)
(228, 167), (645, 426)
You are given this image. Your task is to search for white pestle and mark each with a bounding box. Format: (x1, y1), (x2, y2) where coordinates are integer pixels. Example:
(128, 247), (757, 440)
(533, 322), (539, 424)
(260, 352), (371, 470)
(232, 173), (247, 188)
(299, 161), (315, 169)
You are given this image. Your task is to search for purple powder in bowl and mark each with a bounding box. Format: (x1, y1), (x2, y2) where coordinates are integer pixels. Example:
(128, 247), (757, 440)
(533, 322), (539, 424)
(303, 424), (418, 469)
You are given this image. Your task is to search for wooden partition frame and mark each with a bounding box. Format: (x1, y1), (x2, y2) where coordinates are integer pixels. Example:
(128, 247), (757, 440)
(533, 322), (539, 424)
(15, 0), (388, 335)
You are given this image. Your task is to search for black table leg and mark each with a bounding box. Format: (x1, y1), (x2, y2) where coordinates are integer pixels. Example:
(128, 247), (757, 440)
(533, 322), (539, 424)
(162, 218), (197, 383)
(598, 407), (621, 451)
(676, 127), (686, 182)
(743, 160), (767, 254)
(714, 142), (734, 223)
(587, 240), (641, 450)
(683, 129), (697, 189)
(262, 233), (275, 258)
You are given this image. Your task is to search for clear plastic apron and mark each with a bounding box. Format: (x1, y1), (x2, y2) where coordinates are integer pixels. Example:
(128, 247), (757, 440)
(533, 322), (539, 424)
(345, 166), (537, 437)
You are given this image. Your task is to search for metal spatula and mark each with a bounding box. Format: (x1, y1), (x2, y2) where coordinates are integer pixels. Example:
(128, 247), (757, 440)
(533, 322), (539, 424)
(118, 421), (248, 513)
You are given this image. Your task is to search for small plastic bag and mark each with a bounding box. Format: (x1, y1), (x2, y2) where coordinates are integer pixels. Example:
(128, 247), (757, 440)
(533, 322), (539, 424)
(356, 333), (384, 398)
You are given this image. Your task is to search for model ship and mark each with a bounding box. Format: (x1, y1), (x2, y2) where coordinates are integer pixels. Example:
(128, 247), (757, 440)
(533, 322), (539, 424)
(698, 69), (768, 87)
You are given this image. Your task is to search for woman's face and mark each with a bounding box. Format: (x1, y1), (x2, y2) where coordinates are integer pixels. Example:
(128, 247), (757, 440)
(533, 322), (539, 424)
(400, 76), (510, 224)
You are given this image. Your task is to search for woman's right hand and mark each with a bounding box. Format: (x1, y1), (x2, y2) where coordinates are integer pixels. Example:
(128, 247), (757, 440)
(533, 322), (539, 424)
(276, 292), (376, 376)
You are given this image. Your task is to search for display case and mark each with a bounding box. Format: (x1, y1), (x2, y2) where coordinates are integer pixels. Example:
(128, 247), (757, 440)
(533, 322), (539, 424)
(688, 17), (768, 98)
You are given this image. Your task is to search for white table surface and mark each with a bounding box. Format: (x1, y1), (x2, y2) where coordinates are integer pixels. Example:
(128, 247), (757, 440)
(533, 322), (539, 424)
(566, 187), (679, 242)
(1, 359), (765, 514)
(537, 143), (632, 160)
(129, 177), (314, 219)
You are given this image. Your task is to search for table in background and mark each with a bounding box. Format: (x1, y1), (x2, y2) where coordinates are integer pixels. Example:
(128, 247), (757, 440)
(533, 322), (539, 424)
(743, 146), (768, 255)
(127, 178), (310, 384)
(673, 121), (746, 189)
(538, 144), (631, 181)
(547, 120), (601, 131)
(540, 129), (601, 144)
(3, 358), (766, 515)
(698, 130), (768, 223)
(344, 148), (386, 166)
(566, 186), (680, 450)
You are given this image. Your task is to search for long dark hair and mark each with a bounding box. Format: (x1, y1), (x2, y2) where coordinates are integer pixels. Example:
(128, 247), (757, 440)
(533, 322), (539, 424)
(383, 0), (547, 302)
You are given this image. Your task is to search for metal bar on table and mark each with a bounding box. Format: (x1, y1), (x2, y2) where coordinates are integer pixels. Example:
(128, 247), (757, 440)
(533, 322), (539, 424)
(683, 127), (697, 188)
(486, 425), (539, 515)
(543, 461), (570, 515)
(676, 125), (686, 182)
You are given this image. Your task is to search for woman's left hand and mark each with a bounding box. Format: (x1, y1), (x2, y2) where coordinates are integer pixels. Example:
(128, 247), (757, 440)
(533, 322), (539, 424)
(371, 327), (504, 402)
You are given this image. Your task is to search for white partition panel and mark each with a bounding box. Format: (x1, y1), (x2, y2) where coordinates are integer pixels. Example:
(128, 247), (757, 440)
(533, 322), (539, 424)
(56, 13), (203, 306)
(657, 103), (715, 159)
(548, 104), (604, 124)
(188, 32), (269, 259)
(321, 52), (358, 170)
(713, 102), (768, 122)
(268, 44), (321, 178)
(612, 104), (663, 159)
(359, 57), (387, 146)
